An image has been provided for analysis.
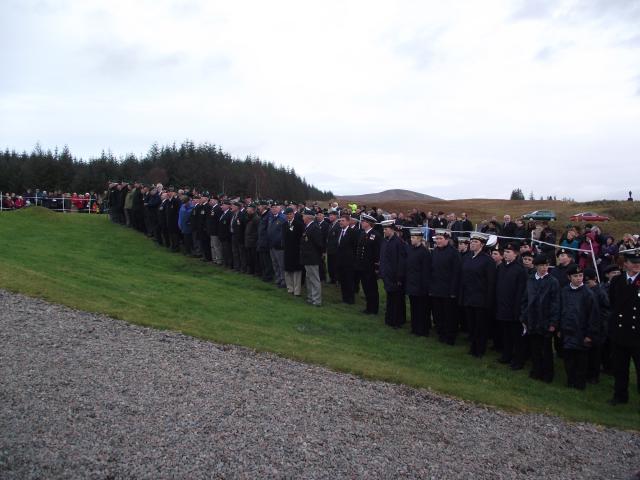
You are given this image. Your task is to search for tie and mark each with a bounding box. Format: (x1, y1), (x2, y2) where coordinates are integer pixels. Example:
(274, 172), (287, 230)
(630, 277), (634, 285)
(339, 229), (346, 245)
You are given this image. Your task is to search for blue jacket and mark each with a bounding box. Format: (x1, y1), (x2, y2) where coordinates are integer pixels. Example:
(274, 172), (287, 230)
(267, 212), (286, 249)
(178, 202), (194, 234)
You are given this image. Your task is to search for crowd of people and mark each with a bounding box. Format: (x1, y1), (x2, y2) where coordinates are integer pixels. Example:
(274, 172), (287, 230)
(105, 181), (640, 408)
(0, 189), (103, 212)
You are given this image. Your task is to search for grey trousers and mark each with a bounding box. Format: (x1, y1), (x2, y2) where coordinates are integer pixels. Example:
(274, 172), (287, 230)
(270, 249), (285, 286)
(284, 270), (302, 295)
(304, 264), (322, 306)
(210, 235), (223, 264)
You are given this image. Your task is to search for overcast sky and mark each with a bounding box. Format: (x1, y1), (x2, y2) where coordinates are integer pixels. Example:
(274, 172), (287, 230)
(1, 0), (639, 200)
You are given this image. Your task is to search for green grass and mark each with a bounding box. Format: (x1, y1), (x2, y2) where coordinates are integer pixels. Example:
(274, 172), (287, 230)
(0, 207), (638, 430)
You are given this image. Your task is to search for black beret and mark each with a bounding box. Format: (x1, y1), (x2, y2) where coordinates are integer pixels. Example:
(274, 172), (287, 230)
(533, 254), (549, 266)
(565, 264), (582, 276)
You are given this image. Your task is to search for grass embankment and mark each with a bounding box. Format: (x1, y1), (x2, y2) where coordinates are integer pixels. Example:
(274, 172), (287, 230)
(0, 208), (637, 430)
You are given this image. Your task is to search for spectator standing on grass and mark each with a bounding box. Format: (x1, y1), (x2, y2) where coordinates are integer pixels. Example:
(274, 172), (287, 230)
(496, 243), (529, 370)
(607, 249), (640, 407)
(336, 213), (358, 305)
(460, 232), (496, 357)
(283, 206), (304, 296)
(430, 229), (461, 345)
(559, 264), (600, 390)
(178, 195), (194, 256)
(521, 254), (561, 384)
(267, 202), (287, 288)
(405, 228), (432, 336)
(300, 208), (324, 307)
(583, 268), (609, 384)
(379, 220), (407, 328)
(355, 214), (382, 315)
(124, 184), (134, 226)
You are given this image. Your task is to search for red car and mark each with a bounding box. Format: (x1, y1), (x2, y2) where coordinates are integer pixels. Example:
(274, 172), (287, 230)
(569, 212), (610, 222)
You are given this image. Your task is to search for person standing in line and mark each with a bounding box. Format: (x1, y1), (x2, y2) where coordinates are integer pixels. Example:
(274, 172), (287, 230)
(405, 228), (432, 336)
(559, 264), (600, 390)
(300, 208), (324, 307)
(430, 229), (461, 345)
(355, 214), (382, 315)
(607, 250), (640, 407)
(283, 206), (304, 296)
(459, 232), (496, 358)
(335, 213), (358, 305)
(521, 254), (561, 383)
(496, 243), (529, 369)
(379, 220), (407, 328)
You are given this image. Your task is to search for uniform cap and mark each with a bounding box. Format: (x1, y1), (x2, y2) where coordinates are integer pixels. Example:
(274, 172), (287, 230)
(556, 247), (571, 257)
(380, 219), (395, 228)
(503, 242), (519, 252)
(622, 249), (640, 263)
(533, 254), (549, 266)
(409, 228), (424, 236)
(360, 213), (377, 224)
(457, 236), (470, 243)
(566, 264), (582, 276)
(583, 267), (597, 280)
(434, 228), (451, 237)
(470, 232), (488, 243)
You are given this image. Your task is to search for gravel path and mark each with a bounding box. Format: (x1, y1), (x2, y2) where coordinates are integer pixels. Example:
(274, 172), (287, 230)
(1, 290), (638, 479)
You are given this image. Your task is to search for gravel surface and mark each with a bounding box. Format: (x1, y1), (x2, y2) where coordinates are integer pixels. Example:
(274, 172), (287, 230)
(1, 289), (638, 479)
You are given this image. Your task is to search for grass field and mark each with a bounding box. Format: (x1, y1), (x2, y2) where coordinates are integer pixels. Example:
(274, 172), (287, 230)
(0, 207), (638, 430)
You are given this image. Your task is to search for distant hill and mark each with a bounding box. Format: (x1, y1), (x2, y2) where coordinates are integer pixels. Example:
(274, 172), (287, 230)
(337, 189), (443, 204)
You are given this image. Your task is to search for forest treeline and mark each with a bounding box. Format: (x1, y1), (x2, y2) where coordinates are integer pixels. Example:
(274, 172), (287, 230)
(0, 141), (333, 200)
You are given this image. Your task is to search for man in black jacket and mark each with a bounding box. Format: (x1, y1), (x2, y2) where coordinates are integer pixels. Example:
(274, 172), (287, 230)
(406, 228), (432, 336)
(355, 214), (382, 314)
(325, 211), (341, 284)
(430, 229), (461, 345)
(559, 264), (600, 390)
(460, 232), (496, 357)
(521, 254), (561, 383)
(207, 196), (223, 265)
(379, 220), (407, 328)
(165, 189), (181, 252)
(608, 249), (640, 406)
(496, 243), (529, 369)
(300, 208), (324, 306)
(218, 200), (233, 268)
(336, 213), (358, 304)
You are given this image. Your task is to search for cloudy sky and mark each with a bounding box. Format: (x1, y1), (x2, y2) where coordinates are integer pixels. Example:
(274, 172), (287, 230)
(1, 0), (639, 200)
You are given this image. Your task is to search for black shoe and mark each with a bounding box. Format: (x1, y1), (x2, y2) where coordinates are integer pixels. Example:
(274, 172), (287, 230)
(510, 363), (524, 371)
(497, 358), (511, 364)
(608, 398), (628, 406)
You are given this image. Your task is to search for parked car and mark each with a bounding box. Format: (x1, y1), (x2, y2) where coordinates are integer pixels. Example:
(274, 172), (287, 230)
(569, 212), (610, 222)
(521, 210), (557, 221)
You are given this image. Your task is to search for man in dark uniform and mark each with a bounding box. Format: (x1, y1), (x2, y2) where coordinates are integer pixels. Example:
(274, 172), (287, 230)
(521, 254), (561, 383)
(325, 210), (341, 284)
(430, 229), (461, 345)
(283, 206), (304, 296)
(355, 214), (381, 315)
(460, 232), (496, 357)
(316, 210), (330, 282)
(551, 247), (574, 358)
(207, 196), (223, 265)
(165, 188), (181, 252)
(608, 249), (640, 406)
(244, 203), (260, 274)
(559, 264), (600, 390)
(336, 212), (358, 304)
(197, 192), (212, 261)
(157, 192), (169, 247)
(300, 208), (325, 306)
(379, 220), (407, 328)
(218, 200), (233, 268)
(496, 243), (529, 369)
(256, 201), (273, 281)
(405, 228), (432, 336)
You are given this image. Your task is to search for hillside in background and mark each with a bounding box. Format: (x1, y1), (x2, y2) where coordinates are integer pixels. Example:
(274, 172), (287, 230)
(332, 197), (639, 240)
(0, 141), (333, 201)
(337, 189), (442, 204)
